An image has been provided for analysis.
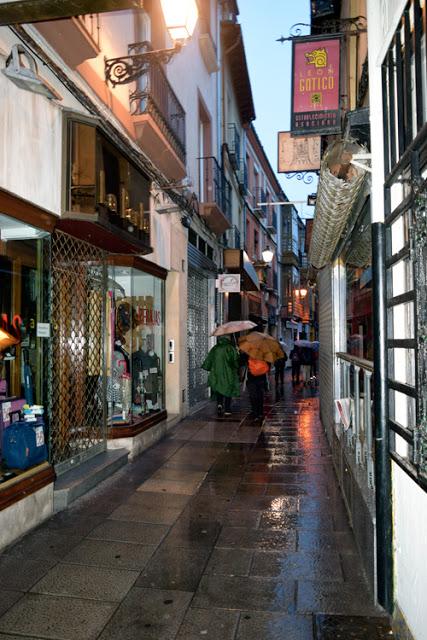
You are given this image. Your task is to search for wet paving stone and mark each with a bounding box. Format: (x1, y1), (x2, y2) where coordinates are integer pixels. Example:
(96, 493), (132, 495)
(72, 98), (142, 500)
(0, 377), (388, 638)
(250, 550), (343, 581)
(222, 509), (261, 528)
(108, 502), (184, 525)
(62, 538), (157, 571)
(4, 529), (83, 561)
(313, 614), (393, 639)
(298, 530), (357, 554)
(136, 546), (211, 591)
(229, 494), (300, 512)
(30, 563), (139, 602)
(87, 518), (169, 545)
(236, 612), (314, 640)
(205, 547), (253, 576)
(297, 581), (381, 616)
(0, 593), (116, 640)
(216, 526), (297, 551)
(193, 575), (296, 613)
(176, 607), (239, 640)
(98, 587), (193, 640)
(163, 517), (222, 549)
(0, 590), (24, 618)
(0, 555), (58, 591)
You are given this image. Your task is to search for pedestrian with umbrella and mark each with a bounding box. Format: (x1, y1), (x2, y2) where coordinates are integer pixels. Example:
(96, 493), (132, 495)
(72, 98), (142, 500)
(274, 337), (288, 389)
(201, 321), (255, 417)
(295, 335), (316, 385)
(238, 330), (284, 423)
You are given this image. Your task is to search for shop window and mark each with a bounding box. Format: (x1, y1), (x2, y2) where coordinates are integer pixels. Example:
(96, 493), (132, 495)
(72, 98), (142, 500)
(198, 237), (206, 254)
(207, 244), (213, 261)
(67, 118), (151, 246)
(107, 262), (165, 426)
(189, 228), (198, 247)
(345, 209), (373, 361)
(0, 215), (50, 478)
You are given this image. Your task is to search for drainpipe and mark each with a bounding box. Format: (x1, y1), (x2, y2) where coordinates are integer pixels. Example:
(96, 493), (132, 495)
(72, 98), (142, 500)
(372, 221), (393, 613)
(367, 0), (393, 612)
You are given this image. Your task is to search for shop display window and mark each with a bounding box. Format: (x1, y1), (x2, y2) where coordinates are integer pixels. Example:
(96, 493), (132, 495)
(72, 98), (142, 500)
(0, 214), (50, 479)
(345, 210), (373, 361)
(67, 118), (151, 246)
(106, 262), (165, 426)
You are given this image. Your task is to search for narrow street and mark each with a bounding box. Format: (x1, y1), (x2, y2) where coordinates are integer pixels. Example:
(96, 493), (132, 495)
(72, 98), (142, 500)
(0, 377), (391, 640)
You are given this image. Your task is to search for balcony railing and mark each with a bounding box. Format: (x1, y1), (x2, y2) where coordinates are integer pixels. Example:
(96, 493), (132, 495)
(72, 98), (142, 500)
(227, 124), (241, 170)
(199, 156), (231, 221)
(77, 13), (100, 48)
(252, 187), (267, 217)
(336, 353), (375, 490)
(238, 160), (248, 195)
(129, 44), (186, 163)
(226, 225), (241, 249)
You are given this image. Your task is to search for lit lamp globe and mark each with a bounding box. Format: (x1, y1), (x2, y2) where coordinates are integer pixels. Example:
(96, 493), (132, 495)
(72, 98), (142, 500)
(296, 288), (308, 298)
(160, 0), (199, 41)
(262, 246), (274, 263)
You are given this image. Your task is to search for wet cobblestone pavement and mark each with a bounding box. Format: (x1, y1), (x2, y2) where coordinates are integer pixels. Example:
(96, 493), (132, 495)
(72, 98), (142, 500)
(0, 377), (392, 639)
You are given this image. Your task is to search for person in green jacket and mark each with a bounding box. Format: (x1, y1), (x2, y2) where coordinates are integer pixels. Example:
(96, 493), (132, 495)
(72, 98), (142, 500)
(201, 336), (240, 416)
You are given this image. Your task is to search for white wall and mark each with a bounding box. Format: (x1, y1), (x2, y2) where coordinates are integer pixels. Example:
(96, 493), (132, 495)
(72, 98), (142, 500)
(392, 463), (427, 640)
(0, 27), (84, 214)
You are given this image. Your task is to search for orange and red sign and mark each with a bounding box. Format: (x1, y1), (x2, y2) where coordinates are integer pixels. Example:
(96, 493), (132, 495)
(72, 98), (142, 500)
(291, 37), (341, 135)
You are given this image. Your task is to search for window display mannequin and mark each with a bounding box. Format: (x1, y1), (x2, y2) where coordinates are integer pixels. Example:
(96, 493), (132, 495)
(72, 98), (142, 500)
(132, 332), (161, 414)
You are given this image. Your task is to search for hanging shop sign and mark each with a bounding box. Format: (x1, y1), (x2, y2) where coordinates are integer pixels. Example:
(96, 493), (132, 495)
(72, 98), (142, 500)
(217, 274), (241, 293)
(278, 131), (321, 173)
(291, 36), (341, 135)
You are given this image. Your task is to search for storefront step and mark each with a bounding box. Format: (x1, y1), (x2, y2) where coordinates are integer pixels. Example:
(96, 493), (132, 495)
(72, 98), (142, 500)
(53, 449), (129, 512)
(107, 413), (181, 461)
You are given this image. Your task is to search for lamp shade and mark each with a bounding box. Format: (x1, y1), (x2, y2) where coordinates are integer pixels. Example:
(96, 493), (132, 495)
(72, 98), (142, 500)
(297, 288), (308, 298)
(160, 0), (198, 41)
(262, 246), (274, 263)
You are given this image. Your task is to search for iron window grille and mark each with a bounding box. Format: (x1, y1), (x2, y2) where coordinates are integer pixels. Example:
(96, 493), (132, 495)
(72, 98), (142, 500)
(382, 0), (427, 487)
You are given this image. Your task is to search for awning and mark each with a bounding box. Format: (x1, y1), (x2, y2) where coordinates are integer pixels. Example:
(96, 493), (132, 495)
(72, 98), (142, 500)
(0, 0), (140, 25)
(223, 249), (260, 292)
(309, 140), (368, 270)
(57, 210), (152, 256)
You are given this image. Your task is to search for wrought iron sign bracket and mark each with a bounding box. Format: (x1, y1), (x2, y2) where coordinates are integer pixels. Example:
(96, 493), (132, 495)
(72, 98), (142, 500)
(105, 41), (182, 87)
(277, 16), (367, 43)
(285, 171), (318, 185)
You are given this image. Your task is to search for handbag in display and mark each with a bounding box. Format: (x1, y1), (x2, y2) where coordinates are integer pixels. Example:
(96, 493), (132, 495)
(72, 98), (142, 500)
(2, 411), (47, 470)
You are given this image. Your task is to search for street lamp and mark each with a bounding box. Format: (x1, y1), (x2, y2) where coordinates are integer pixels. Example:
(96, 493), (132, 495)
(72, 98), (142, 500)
(160, 0), (199, 41)
(261, 246), (274, 263)
(295, 288), (307, 298)
(105, 0), (198, 86)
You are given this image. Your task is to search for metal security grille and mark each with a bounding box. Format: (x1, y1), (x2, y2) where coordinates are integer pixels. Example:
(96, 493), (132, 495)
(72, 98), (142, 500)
(49, 231), (107, 473)
(187, 267), (209, 407)
(317, 265), (335, 432)
(382, 0), (427, 484)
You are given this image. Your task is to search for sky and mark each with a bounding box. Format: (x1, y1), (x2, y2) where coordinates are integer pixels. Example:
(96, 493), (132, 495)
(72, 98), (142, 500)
(238, 0), (317, 219)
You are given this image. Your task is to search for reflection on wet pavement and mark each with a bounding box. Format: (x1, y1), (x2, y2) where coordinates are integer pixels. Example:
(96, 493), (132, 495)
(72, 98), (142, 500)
(0, 375), (393, 639)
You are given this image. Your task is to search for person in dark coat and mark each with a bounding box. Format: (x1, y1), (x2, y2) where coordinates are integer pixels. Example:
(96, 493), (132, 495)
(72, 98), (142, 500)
(289, 345), (301, 385)
(202, 336), (240, 416)
(274, 338), (288, 388)
(240, 351), (270, 423)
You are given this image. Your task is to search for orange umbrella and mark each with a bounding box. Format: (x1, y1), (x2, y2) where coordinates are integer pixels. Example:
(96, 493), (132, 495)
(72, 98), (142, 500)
(238, 332), (284, 363)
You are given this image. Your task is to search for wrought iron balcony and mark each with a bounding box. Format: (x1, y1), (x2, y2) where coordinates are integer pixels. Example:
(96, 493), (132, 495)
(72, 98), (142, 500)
(199, 156), (232, 235)
(238, 160), (248, 195)
(227, 124), (241, 170)
(226, 225), (241, 249)
(130, 43), (186, 166)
